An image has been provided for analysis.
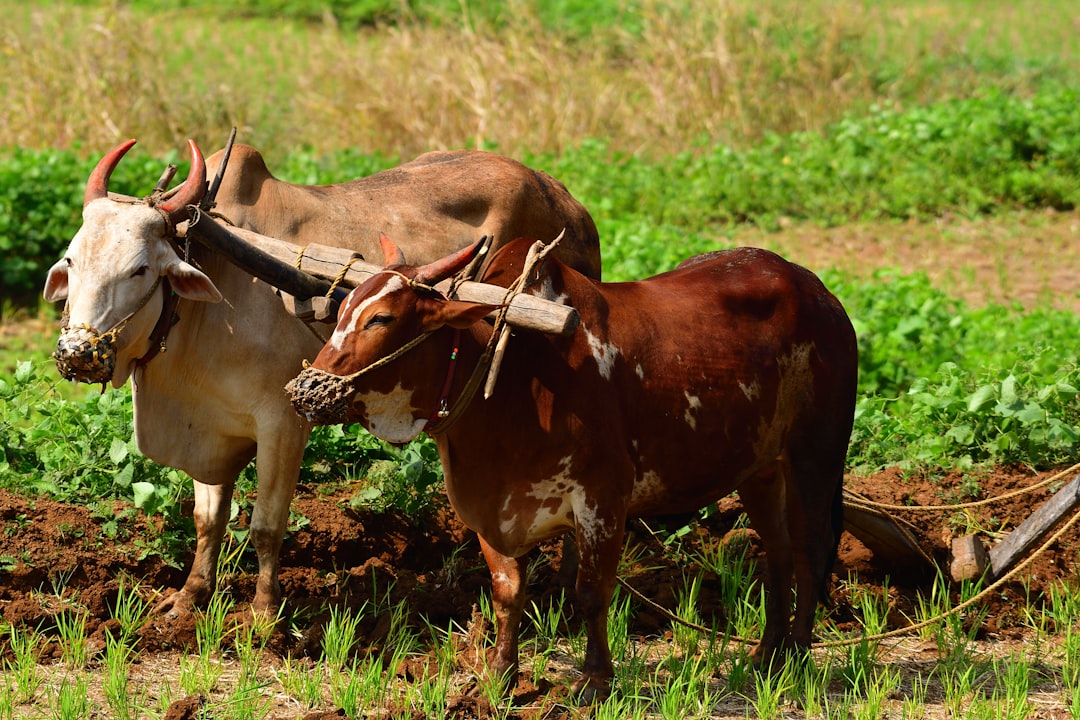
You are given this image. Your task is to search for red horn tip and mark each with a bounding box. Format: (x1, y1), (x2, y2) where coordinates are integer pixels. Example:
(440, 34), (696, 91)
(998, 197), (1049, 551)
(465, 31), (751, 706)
(84, 139), (137, 207)
(156, 139), (207, 220)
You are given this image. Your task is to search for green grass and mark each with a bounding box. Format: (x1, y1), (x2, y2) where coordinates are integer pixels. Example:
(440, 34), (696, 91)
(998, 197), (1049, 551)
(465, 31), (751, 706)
(0, 550), (1078, 718)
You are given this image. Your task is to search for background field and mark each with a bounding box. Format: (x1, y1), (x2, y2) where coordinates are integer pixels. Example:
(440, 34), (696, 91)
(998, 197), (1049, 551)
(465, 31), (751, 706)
(1, 1), (1080, 718)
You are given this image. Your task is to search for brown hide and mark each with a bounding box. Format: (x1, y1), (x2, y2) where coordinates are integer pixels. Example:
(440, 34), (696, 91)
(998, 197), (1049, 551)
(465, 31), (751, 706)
(294, 238), (858, 698)
(46, 141), (600, 621)
(208, 145), (600, 275)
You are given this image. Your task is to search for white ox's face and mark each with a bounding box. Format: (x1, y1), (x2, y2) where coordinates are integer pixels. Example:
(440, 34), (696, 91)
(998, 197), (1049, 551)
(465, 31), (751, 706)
(43, 199), (222, 387)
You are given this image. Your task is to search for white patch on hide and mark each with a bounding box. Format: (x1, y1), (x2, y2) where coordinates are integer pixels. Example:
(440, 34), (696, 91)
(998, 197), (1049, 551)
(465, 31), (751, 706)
(630, 469), (666, 506)
(584, 329), (620, 380)
(573, 493), (614, 549)
(635, 363), (645, 380)
(499, 456), (577, 538)
(331, 275), (404, 351)
(533, 277), (569, 305)
(752, 342), (816, 460)
(684, 391), (702, 430)
(357, 381), (426, 443)
(739, 379), (761, 401)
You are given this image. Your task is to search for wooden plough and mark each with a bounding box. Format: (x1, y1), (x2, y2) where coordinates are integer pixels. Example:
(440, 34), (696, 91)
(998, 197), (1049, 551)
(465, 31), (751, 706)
(951, 471), (1080, 582)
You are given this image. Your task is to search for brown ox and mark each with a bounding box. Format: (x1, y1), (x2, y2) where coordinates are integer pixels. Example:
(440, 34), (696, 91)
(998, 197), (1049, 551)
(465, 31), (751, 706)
(42, 140), (600, 619)
(288, 236), (858, 698)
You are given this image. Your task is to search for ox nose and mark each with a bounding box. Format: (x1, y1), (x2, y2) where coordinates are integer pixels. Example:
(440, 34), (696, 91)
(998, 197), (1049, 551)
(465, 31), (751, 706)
(284, 367), (353, 426)
(53, 326), (117, 385)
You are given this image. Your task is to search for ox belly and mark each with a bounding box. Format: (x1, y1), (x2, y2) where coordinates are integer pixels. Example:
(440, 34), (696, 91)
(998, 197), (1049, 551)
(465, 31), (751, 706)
(441, 458), (584, 559)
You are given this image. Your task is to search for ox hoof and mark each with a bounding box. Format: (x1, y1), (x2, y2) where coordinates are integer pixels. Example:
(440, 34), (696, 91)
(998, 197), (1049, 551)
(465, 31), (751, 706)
(750, 640), (809, 675)
(570, 674), (612, 705)
(482, 652), (518, 697)
(152, 589), (200, 619)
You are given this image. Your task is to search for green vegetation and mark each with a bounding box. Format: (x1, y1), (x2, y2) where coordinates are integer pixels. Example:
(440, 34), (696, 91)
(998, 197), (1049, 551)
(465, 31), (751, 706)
(5, 85), (1080, 301)
(1, 1), (1079, 715)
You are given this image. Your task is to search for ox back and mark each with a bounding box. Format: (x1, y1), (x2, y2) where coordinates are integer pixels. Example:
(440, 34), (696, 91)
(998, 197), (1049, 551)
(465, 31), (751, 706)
(45, 141), (600, 622)
(291, 237), (858, 698)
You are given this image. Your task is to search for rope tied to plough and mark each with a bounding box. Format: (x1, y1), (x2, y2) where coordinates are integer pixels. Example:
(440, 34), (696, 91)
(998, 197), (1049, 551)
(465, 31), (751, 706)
(843, 460), (1080, 512)
(620, 461), (1080, 650)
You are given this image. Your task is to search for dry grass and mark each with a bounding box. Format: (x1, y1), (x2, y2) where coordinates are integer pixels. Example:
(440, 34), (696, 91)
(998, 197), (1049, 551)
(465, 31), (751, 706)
(2, 1), (1078, 162)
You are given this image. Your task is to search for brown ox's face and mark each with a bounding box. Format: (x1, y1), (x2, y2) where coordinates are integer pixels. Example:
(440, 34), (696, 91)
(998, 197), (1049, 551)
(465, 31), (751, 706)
(42, 140), (221, 387)
(288, 235), (493, 441)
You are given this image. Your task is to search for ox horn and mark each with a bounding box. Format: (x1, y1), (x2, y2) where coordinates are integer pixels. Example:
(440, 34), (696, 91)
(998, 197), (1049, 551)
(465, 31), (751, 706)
(155, 139), (207, 221)
(84, 138), (137, 207)
(414, 239), (487, 285)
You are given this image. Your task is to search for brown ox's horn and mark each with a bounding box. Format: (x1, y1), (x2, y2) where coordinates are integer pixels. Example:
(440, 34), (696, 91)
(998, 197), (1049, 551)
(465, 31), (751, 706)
(84, 139), (137, 207)
(414, 239), (486, 285)
(379, 232), (406, 266)
(156, 139), (207, 221)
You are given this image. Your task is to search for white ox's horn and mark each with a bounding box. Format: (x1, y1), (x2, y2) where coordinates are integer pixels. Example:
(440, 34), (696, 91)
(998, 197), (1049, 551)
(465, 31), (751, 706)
(156, 139), (207, 221)
(84, 138), (137, 207)
(83, 138), (207, 225)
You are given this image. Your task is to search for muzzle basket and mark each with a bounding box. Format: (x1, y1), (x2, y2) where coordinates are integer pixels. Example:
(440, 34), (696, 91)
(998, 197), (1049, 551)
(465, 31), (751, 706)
(53, 325), (117, 385)
(285, 366), (355, 425)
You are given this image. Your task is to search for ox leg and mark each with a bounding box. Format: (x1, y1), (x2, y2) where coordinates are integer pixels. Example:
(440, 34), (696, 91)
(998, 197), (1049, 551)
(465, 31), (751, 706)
(569, 509), (625, 703)
(788, 459), (844, 651)
(155, 479), (233, 617)
(738, 471), (794, 670)
(478, 536), (529, 690)
(247, 427), (308, 616)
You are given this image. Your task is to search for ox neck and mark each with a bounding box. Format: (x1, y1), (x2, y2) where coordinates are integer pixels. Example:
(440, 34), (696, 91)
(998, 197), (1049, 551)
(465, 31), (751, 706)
(423, 323), (494, 436)
(133, 277), (179, 372)
(134, 234), (194, 373)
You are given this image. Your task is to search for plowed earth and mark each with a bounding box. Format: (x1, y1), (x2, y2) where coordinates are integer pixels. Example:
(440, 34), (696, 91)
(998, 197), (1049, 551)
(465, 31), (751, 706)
(1, 210), (1078, 718)
(1, 465), (1080, 719)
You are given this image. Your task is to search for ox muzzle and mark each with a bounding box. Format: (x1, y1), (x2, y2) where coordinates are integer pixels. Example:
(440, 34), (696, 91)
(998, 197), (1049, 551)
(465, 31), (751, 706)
(53, 324), (118, 385)
(285, 365), (357, 425)
(52, 276), (164, 386)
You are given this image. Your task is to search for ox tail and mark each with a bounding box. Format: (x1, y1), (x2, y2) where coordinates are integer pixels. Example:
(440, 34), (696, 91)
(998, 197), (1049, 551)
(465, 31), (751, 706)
(823, 475), (845, 605)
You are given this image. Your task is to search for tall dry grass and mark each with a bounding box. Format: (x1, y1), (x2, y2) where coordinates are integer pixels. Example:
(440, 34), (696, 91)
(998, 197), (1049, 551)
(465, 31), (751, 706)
(2, 1), (1078, 162)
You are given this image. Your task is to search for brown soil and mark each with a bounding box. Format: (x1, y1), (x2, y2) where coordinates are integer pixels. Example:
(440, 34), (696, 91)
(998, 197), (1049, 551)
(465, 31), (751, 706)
(1, 464), (1079, 717)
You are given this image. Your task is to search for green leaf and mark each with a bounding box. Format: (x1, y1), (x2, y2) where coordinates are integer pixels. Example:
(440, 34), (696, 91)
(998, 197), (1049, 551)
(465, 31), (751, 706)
(132, 482), (156, 509)
(945, 424), (975, 445)
(109, 437), (129, 465)
(966, 384), (996, 413)
(1000, 374), (1018, 404)
(1015, 402), (1045, 425)
(114, 463), (135, 490)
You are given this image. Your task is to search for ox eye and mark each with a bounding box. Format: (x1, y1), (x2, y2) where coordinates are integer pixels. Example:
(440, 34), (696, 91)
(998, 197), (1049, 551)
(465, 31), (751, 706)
(365, 313), (393, 329)
(131, 265), (149, 278)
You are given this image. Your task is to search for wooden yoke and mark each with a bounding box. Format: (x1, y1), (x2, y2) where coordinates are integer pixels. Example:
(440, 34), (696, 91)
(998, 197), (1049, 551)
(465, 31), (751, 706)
(181, 212), (580, 336)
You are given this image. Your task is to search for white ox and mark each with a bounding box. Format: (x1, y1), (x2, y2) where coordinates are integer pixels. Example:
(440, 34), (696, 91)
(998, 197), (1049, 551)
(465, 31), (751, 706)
(43, 139), (600, 618)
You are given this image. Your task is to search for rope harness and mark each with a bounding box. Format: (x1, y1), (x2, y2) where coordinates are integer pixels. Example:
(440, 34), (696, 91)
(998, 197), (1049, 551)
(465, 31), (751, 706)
(287, 236), (561, 435)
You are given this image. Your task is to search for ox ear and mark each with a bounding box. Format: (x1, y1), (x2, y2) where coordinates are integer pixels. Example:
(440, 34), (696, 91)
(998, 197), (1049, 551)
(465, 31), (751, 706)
(421, 299), (499, 332)
(43, 258), (70, 302)
(379, 233), (406, 266)
(165, 259), (223, 303)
